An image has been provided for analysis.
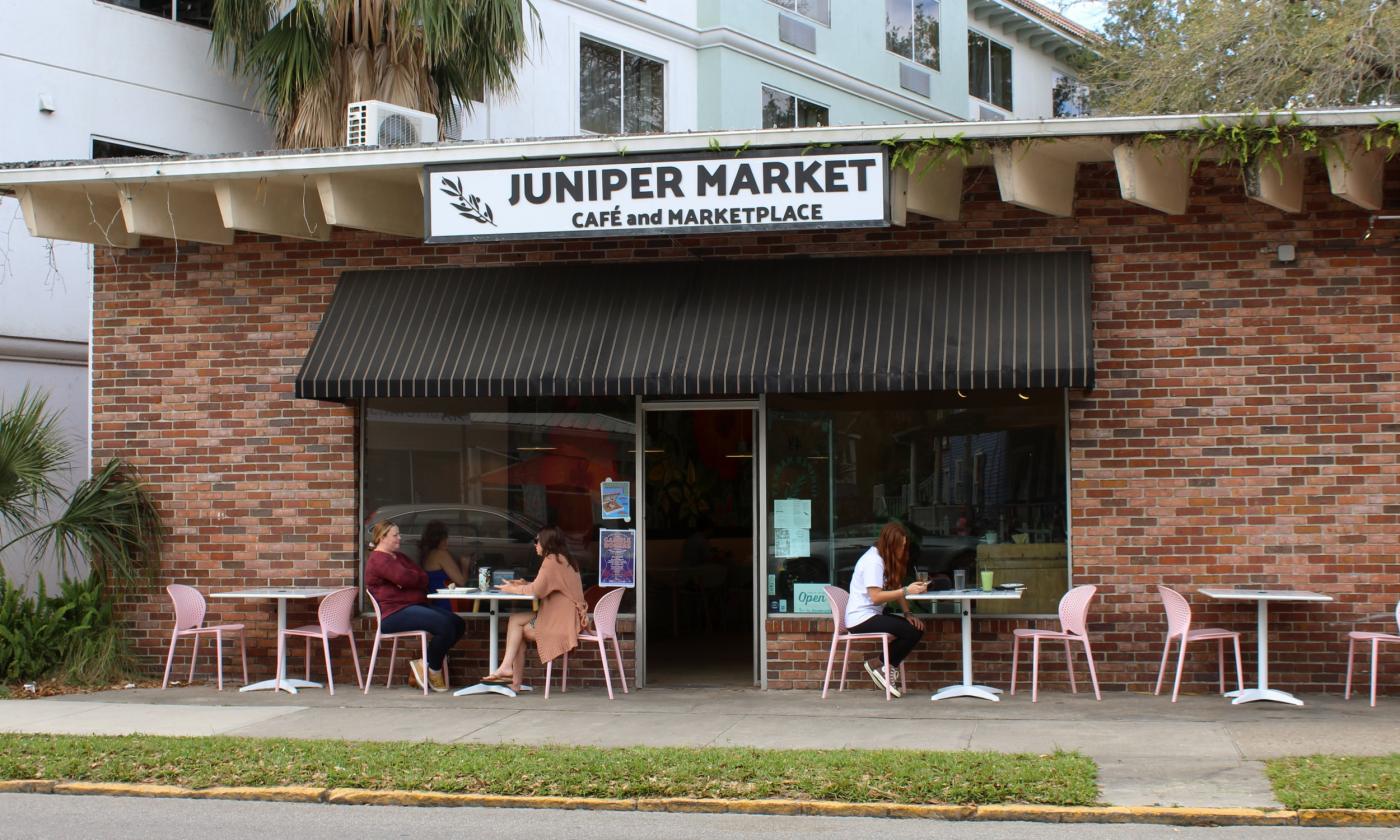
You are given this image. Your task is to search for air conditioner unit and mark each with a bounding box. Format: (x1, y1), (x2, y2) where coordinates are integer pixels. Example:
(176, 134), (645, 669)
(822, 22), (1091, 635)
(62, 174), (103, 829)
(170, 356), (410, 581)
(346, 100), (439, 147)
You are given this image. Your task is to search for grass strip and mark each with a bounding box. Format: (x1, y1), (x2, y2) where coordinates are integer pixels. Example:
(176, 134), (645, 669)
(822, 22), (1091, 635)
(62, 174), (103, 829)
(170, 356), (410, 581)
(1267, 755), (1400, 810)
(0, 733), (1097, 806)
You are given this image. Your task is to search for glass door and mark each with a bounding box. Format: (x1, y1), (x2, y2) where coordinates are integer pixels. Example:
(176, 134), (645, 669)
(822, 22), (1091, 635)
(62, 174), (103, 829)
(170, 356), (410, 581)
(638, 401), (758, 686)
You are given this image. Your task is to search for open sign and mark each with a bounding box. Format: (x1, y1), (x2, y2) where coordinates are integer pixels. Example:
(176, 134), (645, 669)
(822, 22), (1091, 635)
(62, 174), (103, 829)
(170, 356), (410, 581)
(792, 583), (831, 614)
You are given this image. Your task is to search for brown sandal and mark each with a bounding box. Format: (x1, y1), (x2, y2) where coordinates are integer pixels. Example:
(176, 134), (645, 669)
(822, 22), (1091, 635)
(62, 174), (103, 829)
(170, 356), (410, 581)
(480, 674), (511, 685)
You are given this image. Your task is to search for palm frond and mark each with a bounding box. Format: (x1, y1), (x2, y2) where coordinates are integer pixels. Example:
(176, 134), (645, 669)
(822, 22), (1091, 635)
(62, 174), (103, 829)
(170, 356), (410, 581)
(31, 459), (164, 584)
(211, 0), (538, 147)
(0, 389), (70, 542)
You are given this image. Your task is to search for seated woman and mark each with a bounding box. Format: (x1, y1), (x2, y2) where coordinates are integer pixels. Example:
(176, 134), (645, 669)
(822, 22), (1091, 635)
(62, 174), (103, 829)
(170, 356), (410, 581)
(846, 521), (929, 698)
(418, 519), (471, 613)
(365, 520), (466, 692)
(482, 525), (587, 690)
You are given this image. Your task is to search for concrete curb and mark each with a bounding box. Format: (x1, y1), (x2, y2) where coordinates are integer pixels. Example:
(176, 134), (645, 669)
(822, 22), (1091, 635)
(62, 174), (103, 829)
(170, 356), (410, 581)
(5, 781), (1399, 827)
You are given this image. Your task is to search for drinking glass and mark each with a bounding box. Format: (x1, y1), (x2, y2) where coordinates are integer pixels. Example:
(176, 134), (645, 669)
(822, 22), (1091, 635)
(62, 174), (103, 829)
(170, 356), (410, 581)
(953, 569), (966, 590)
(980, 570), (995, 591)
(915, 569), (930, 584)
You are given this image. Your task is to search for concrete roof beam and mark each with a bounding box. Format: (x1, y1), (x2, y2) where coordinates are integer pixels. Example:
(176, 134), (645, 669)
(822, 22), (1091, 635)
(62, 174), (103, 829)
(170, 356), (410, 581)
(315, 171), (423, 238)
(117, 182), (234, 245)
(1244, 146), (1304, 214)
(1113, 140), (1193, 216)
(1326, 131), (1387, 211)
(214, 177), (331, 241)
(992, 141), (1080, 217)
(891, 155), (966, 223)
(16, 184), (138, 248)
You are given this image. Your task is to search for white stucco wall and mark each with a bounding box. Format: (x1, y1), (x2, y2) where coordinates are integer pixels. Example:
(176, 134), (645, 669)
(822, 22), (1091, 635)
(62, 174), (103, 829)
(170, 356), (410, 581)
(0, 0), (270, 587)
(966, 11), (1081, 120)
(460, 0), (700, 141)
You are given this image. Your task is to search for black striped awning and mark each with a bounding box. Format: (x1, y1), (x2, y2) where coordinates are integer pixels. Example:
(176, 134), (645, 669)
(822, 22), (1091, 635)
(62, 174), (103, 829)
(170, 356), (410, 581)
(295, 254), (1092, 400)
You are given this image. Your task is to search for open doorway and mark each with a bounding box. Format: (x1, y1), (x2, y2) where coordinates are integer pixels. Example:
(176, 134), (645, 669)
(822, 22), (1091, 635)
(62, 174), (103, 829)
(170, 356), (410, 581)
(643, 407), (755, 686)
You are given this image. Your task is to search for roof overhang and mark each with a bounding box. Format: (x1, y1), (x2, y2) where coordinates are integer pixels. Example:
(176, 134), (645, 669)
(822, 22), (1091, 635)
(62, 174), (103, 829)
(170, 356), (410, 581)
(1, 109), (1395, 248)
(967, 0), (1093, 61)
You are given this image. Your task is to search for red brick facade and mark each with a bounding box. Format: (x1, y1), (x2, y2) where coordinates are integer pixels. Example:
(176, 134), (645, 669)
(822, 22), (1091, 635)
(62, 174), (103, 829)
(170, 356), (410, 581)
(95, 157), (1400, 694)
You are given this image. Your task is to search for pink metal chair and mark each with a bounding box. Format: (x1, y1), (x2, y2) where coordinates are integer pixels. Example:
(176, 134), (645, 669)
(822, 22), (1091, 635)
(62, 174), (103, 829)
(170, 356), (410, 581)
(1011, 584), (1102, 702)
(278, 586), (363, 695)
(1345, 601), (1400, 707)
(1154, 585), (1244, 702)
(161, 584), (248, 691)
(362, 591), (447, 695)
(819, 585), (906, 701)
(553, 587), (629, 700)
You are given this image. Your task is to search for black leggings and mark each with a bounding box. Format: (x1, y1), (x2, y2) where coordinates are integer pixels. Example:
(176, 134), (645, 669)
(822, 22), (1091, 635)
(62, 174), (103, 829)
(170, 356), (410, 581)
(847, 613), (924, 667)
(380, 605), (465, 670)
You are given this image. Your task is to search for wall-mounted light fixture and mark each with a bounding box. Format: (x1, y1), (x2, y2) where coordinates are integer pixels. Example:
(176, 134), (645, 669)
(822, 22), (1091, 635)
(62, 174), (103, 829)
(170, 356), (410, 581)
(37, 94), (55, 114)
(1364, 214), (1400, 240)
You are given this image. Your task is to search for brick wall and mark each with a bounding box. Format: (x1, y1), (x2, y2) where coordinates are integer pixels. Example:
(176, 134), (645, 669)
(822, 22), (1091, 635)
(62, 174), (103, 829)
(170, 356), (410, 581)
(95, 156), (1400, 695)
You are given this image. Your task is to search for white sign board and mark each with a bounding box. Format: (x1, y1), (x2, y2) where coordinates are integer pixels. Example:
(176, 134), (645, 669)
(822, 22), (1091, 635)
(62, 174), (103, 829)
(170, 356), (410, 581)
(425, 148), (888, 242)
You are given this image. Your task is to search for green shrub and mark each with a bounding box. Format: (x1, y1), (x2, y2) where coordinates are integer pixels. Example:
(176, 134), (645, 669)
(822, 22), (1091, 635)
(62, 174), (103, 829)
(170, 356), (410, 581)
(0, 570), (136, 685)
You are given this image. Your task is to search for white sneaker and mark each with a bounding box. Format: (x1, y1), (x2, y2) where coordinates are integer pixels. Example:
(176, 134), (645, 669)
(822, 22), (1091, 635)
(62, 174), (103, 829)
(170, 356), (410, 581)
(408, 658), (428, 691)
(864, 659), (902, 698)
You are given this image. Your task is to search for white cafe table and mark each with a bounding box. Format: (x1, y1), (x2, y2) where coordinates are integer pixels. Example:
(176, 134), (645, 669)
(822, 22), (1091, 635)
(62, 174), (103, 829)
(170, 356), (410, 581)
(210, 586), (335, 693)
(907, 587), (1024, 702)
(428, 589), (535, 698)
(1198, 587), (1334, 706)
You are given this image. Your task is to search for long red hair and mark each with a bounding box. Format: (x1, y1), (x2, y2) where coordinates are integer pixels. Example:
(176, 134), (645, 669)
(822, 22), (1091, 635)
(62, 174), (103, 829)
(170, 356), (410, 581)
(875, 522), (910, 589)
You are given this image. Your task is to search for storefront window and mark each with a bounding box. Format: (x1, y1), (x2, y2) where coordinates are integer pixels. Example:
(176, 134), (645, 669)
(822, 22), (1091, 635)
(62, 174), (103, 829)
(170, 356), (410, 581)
(765, 391), (1068, 616)
(362, 398), (636, 596)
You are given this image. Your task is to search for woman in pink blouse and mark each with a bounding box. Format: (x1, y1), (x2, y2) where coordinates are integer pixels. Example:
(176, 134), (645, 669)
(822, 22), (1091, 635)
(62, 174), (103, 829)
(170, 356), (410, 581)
(482, 525), (587, 691)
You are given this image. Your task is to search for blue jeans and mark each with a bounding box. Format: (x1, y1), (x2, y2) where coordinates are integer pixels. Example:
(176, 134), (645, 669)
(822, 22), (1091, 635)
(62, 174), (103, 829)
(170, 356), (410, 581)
(380, 605), (465, 670)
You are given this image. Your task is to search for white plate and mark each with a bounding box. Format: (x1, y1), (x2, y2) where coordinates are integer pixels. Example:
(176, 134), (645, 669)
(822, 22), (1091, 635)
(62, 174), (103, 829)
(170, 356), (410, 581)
(1000, 582), (1026, 589)
(447, 587), (479, 593)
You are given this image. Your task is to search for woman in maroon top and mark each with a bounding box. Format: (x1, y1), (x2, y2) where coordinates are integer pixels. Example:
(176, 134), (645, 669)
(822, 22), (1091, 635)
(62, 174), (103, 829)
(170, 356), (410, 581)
(365, 520), (465, 692)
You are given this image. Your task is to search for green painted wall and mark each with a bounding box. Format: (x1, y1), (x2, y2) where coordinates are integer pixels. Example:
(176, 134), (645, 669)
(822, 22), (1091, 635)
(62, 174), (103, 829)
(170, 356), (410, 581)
(696, 0), (971, 124)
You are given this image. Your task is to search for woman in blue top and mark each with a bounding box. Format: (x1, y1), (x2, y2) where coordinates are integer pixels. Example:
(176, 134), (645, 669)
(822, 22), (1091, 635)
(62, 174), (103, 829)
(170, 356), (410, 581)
(419, 520), (470, 612)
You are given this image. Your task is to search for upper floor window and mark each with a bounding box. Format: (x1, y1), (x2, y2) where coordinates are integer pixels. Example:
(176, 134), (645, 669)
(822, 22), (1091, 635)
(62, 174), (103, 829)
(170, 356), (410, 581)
(99, 0), (215, 30)
(768, 0), (831, 27)
(761, 86), (829, 129)
(885, 0), (940, 71)
(579, 37), (665, 135)
(1052, 73), (1090, 118)
(91, 137), (179, 159)
(968, 31), (1012, 111)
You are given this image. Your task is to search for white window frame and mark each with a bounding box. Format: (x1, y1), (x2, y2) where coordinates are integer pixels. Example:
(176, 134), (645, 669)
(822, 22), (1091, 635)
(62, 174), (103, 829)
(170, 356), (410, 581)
(760, 85), (830, 130)
(968, 28), (1013, 111)
(96, 0), (215, 29)
(90, 136), (180, 158)
(577, 35), (667, 136)
(884, 0), (942, 72)
(766, 0), (831, 28)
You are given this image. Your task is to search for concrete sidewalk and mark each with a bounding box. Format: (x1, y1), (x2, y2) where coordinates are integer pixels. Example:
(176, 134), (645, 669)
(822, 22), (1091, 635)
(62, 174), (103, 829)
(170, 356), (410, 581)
(4, 684), (1399, 809)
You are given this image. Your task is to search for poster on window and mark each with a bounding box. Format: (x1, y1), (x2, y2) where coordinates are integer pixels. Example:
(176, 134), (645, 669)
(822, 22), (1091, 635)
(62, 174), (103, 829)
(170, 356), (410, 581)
(600, 479), (631, 521)
(598, 528), (637, 588)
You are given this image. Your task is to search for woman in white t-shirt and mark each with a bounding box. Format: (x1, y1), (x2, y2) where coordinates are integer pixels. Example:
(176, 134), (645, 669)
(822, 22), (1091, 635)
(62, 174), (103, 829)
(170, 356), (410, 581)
(845, 521), (928, 697)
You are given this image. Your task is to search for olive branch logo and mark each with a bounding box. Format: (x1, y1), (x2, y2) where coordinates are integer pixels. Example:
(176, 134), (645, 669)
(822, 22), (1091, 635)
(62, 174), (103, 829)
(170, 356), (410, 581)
(440, 177), (496, 226)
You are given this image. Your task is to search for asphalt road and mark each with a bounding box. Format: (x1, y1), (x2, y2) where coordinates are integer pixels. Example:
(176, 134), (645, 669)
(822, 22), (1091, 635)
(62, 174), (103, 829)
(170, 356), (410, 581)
(1, 795), (1396, 840)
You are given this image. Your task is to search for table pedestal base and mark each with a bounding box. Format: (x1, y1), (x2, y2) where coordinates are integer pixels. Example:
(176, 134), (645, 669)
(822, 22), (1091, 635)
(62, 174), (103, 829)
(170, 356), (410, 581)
(452, 682), (534, 698)
(1226, 687), (1304, 706)
(241, 678), (322, 694)
(931, 683), (1003, 702)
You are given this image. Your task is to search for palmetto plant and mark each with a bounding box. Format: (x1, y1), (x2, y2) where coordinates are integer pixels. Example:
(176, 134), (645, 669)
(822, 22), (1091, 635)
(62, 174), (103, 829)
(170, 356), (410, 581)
(210, 0), (539, 149)
(0, 389), (162, 584)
